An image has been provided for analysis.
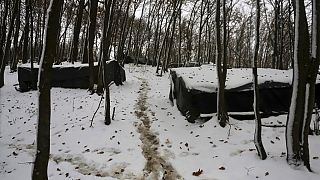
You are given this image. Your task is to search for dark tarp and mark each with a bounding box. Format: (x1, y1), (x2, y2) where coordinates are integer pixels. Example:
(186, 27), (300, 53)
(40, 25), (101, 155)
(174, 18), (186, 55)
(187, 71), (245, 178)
(18, 60), (126, 92)
(169, 69), (320, 121)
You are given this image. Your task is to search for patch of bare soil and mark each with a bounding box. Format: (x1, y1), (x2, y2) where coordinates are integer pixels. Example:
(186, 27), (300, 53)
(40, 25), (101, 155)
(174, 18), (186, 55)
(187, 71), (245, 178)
(135, 78), (182, 180)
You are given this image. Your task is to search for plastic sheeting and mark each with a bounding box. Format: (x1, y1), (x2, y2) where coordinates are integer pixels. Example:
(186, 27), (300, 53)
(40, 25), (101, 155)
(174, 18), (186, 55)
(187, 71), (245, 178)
(17, 60), (125, 92)
(170, 69), (320, 120)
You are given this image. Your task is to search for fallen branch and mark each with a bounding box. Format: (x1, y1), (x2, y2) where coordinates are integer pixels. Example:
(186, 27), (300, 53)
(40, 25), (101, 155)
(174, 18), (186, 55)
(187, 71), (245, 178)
(112, 107), (115, 120)
(90, 95), (104, 127)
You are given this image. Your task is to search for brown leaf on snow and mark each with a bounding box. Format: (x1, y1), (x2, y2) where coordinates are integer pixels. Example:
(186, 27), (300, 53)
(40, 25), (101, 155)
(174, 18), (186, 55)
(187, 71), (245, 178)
(192, 169), (203, 176)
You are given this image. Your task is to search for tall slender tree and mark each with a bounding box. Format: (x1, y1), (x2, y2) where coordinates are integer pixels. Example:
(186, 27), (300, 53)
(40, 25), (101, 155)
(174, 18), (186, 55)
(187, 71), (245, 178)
(88, 0), (98, 93)
(0, 0), (20, 87)
(32, 0), (63, 179)
(22, 0), (31, 64)
(216, 0), (228, 127)
(252, 0), (267, 160)
(0, 0), (9, 87)
(69, 0), (85, 64)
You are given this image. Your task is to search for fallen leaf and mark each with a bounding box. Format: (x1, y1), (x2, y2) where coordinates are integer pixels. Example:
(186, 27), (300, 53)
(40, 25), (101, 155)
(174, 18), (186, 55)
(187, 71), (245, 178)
(192, 169), (203, 176)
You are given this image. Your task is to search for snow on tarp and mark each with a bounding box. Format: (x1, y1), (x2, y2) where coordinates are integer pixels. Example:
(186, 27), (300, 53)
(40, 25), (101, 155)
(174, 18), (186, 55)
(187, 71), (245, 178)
(170, 65), (320, 120)
(171, 65), (295, 92)
(17, 60), (125, 92)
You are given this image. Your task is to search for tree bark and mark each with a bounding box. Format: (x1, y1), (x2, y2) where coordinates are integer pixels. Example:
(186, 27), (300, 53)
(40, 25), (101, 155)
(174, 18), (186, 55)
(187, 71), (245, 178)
(22, 0), (31, 64)
(0, 0), (20, 87)
(272, 0), (279, 69)
(117, 0), (132, 64)
(69, 0), (85, 64)
(252, 0), (267, 160)
(88, 0), (98, 93)
(216, 0), (228, 127)
(99, 0), (116, 125)
(10, 0), (21, 72)
(32, 0), (63, 179)
(286, 0), (317, 171)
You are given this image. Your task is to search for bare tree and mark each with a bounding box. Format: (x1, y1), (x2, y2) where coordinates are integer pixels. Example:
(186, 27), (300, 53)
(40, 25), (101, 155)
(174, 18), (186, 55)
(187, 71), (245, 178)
(286, 0), (320, 171)
(252, 0), (267, 160)
(0, 0), (20, 87)
(69, 0), (85, 64)
(88, 0), (98, 93)
(216, 0), (228, 127)
(32, 0), (63, 179)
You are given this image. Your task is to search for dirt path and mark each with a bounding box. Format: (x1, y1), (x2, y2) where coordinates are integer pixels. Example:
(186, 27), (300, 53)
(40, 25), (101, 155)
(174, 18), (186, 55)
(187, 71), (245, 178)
(135, 78), (181, 180)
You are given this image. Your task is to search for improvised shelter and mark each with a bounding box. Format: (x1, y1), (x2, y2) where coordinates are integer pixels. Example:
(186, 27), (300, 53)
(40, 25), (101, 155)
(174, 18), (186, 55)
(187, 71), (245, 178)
(169, 65), (320, 121)
(17, 60), (125, 92)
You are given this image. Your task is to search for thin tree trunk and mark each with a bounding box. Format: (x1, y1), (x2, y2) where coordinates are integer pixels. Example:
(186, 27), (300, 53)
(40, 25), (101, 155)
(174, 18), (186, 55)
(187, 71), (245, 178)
(88, 0), (98, 93)
(252, 0), (267, 160)
(0, 0), (19, 87)
(117, 0), (132, 64)
(82, 25), (89, 64)
(216, 0), (228, 127)
(100, 0), (116, 125)
(32, 0), (63, 179)
(69, 0), (85, 64)
(10, 0), (21, 72)
(22, 0), (30, 64)
(272, 0), (279, 69)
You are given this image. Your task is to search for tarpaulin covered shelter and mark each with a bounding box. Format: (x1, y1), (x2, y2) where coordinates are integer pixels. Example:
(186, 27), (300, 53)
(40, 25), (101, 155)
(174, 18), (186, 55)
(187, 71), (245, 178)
(169, 65), (320, 121)
(17, 60), (125, 92)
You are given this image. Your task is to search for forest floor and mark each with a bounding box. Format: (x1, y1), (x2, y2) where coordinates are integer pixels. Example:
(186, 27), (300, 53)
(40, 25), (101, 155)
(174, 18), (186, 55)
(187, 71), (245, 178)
(1, 63), (320, 180)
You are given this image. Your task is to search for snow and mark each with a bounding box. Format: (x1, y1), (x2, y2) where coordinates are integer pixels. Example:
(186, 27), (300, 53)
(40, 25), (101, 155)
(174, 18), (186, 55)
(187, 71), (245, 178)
(20, 61), (99, 69)
(172, 65), (299, 93)
(1, 64), (320, 179)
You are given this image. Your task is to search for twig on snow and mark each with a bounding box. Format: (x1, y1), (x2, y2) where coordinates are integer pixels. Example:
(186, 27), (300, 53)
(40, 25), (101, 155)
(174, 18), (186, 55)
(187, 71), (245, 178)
(90, 95), (104, 127)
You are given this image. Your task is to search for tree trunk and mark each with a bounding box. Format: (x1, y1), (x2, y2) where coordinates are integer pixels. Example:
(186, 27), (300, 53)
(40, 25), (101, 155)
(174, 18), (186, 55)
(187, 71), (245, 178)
(22, 0), (30, 64)
(0, 1), (9, 76)
(0, 0), (19, 87)
(286, 0), (317, 171)
(216, 0), (228, 127)
(117, 0), (132, 64)
(88, 0), (98, 93)
(272, 0), (279, 69)
(252, 0), (267, 160)
(82, 25), (89, 64)
(69, 0), (85, 64)
(32, 0), (63, 179)
(197, 0), (205, 65)
(100, 0), (116, 125)
(10, 0), (21, 72)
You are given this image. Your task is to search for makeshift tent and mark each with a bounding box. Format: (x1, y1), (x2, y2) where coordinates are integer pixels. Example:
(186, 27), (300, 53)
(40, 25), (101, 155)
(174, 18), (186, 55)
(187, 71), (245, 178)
(17, 60), (125, 92)
(169, 65), (320, 121)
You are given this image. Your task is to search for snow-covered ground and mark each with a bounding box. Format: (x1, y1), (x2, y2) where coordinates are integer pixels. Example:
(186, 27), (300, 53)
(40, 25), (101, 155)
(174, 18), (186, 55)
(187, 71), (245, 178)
(1, 64), (320, 180)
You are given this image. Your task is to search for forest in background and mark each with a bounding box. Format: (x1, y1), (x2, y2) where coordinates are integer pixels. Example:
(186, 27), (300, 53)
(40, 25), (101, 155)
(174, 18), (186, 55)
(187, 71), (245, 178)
(0, 0), (300, 76)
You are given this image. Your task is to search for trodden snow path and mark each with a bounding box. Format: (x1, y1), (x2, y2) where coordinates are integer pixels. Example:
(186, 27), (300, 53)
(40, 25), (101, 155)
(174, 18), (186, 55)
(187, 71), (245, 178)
(134, 77), (182, 180)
